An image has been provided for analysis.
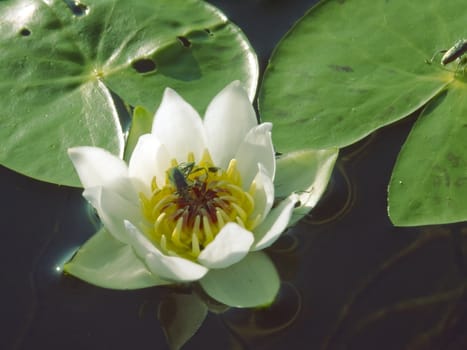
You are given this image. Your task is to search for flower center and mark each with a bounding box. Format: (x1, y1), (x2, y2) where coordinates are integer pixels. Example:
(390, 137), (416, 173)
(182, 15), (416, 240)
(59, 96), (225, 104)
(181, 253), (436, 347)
(139, 150), (260, 259)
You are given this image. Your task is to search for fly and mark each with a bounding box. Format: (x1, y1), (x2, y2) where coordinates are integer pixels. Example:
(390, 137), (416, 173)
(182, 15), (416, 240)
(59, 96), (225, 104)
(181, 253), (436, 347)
(168, 162), (217, 199)
(168, 162), (195, 198)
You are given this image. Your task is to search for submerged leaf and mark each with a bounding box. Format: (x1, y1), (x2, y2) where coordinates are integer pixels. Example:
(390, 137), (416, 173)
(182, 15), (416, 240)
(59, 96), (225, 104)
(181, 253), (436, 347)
(158, 292), (208, 350)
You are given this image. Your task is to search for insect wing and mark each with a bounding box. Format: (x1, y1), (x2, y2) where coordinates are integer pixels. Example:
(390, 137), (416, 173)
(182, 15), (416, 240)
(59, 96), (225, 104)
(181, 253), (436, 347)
(169, 167), (189, 192)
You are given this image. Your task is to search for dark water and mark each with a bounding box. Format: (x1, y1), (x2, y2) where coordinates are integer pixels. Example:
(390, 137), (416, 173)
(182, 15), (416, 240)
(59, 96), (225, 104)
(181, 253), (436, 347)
(3, 1), (467, 349)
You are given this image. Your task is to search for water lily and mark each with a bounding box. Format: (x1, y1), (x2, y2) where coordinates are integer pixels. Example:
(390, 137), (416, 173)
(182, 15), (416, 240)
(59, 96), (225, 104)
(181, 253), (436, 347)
(65, 81), (337, 307)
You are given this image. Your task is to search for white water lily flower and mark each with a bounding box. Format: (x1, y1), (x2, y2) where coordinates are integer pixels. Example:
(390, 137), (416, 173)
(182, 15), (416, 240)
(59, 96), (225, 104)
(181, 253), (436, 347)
(65, 81), (337, 308)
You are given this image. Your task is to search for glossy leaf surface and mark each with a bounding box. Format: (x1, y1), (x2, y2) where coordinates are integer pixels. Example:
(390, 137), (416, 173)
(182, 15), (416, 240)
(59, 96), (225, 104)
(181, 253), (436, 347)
(0, 0), (257, 186)
(260, 0), (467, 225)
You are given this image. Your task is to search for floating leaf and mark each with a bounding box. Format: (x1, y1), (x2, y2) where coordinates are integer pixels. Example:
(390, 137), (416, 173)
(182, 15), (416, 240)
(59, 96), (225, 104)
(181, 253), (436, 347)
(0, 0), (258, 186)
(199, 251), (280, 308)
(388, 87), (467, 226)
(259, 0), (467, 225)
(63, 227), (168, 289)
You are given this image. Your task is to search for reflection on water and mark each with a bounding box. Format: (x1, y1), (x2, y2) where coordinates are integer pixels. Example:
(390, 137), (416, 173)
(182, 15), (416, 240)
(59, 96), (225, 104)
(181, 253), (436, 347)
(2, 1), (467, 349)
(223, 282), (302, 341)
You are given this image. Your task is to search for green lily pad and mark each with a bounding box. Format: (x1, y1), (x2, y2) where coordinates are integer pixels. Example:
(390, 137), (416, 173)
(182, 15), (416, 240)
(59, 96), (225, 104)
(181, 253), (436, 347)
(0, 0), (258, 186)
(259, 0), (467, 225)
(389, 86), (467, 226)
(199, 251), (280, 308)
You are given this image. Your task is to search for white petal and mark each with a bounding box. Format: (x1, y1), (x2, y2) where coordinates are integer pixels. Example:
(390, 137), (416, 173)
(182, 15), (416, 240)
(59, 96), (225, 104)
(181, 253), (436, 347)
(250, 164), (275, 223)
(252, 194), (298, 251)
(151, 88), (206, 162)
(123, 220), (159, 257)
(128, 134), (170, 195)
(199, 251), (280, 307)
(204, 81), (258, 168)
(83, 182), (141, 244)
(236, 123), (275, 185)
(145, 253), (208, 283)
(64, 228), (169, 289)
(275, 148), (338, 225)
(68, 146), (128, 189)
(125, 221), (208, 282)
(197, 223), (254, 269)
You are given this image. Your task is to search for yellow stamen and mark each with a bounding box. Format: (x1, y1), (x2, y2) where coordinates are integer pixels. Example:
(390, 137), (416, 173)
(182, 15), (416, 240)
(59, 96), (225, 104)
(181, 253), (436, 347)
(199, 149), (214, 165)
(138, 150), (258, 261)
(231, 202), (247, 222)
(151, 176), (159, 193)
(154, 212), (167, 234)
(202, 214), (214, 243)
(249, 213), (263, 230)
(249, 181), (257, 196)
(160, 234), (167, 252)
(216, 209), (225, 228)
(192, 232), (200, 256)
(171, 217), (183, 247)
(151, 195), (173, 218)
(187, 152), (195, 163)
(236, 216), (245, 228)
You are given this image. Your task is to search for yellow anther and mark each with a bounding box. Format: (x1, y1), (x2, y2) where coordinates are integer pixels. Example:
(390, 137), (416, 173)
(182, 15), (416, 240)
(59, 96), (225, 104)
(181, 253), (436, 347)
(199, 149), (214, 166)
(202, 214), (213, 243)
(140, 151), (258, 261)
(226, 159), (238, 179)
(187, 152), (195, 163)
(248, 213), (263, 231)
(231, 202), (248, 222)
(151, 195), (172, 217)
(235, 216), (245, 228)
(154, 212), (167, 234)
(216, 209), (225, 228)
(218, 208), (231, 223)
(160, 234), (168, 252)
(242, 191), (255, 214)
(192, 232), (200, 256)
(248, 181), (257, 196)
(171, 217), (183, 247)
(151, 176), (159, 192)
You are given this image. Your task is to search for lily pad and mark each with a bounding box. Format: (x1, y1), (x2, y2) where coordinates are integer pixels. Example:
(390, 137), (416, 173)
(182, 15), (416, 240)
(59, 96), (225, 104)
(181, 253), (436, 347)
(259, 0), (467, 225)
(0, 0), (258, 186)
(388, 87), (467, 226)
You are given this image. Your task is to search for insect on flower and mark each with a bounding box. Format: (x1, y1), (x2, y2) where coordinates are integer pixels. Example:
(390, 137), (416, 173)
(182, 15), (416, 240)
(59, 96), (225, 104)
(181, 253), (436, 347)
(168, 162), (220, 199)
(65, 81), (337, 308)
(168, 162), (194, 193)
